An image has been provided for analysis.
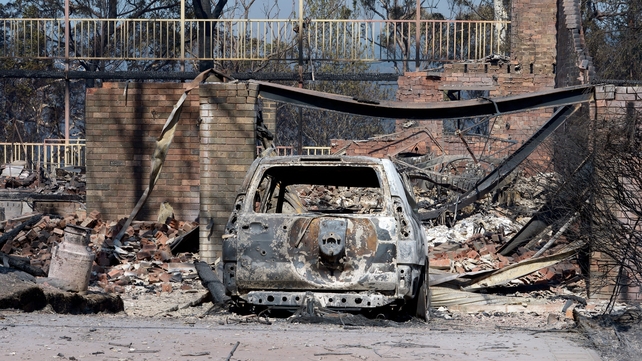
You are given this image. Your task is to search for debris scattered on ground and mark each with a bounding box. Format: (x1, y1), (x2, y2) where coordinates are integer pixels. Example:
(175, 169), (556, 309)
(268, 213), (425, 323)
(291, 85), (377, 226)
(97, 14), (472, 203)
(0, 267), (123, 313)
(0, 208), (201, 301)
(574, 305), (642, 361)
(0, 155), (618, 339)
(1, 162), (86, 195)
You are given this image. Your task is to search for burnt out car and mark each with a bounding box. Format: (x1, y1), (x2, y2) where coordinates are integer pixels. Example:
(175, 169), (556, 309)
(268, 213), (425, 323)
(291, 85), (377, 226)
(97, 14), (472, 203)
(222, 155), (428, 320)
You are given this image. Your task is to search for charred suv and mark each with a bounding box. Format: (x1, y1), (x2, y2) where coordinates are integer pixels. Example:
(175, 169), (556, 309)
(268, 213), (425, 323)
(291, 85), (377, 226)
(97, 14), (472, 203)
(222, 155), (428, 319)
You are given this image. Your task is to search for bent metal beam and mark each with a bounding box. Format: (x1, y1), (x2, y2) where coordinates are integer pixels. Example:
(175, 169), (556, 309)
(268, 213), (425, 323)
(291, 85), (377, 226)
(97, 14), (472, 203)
(252, 80), (594, 221)
(252, 80), (594, 120)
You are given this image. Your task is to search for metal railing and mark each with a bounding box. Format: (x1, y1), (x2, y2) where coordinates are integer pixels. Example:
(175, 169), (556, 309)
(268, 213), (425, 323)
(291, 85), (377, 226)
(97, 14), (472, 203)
(257, 146), (332, 156)
(302, 146), (332, 155)
(0, 18), (510, 64)
(0, 139), (86, 171)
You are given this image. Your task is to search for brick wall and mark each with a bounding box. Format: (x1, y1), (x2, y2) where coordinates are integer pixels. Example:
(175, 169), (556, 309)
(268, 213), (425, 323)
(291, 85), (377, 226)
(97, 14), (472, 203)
(400, 0), (559, 147)
(330, 0), (560, 160)
(594, 86), (642, 120)
(589, 86), (642, 301)
(397, 73), (443, 103)
(510, 0), (557, 67)
(557, 0), (596, 86)
(85, 82), (201, 223)
(86, 81), (272, 263)
(198, 83), (262, 262)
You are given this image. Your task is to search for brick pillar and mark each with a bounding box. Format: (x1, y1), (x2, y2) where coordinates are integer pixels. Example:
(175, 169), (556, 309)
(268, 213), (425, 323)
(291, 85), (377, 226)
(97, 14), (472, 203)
(510, 0), (557, 68)
(261, 98), (277, 138)
(198, 82), (259, 262)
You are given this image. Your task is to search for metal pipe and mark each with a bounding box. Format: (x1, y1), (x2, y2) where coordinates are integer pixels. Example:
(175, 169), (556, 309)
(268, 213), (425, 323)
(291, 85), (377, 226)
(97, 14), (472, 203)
(415, 0), (420, 69)
(181, 0), (185, 69)
(64, 0), (69, 144)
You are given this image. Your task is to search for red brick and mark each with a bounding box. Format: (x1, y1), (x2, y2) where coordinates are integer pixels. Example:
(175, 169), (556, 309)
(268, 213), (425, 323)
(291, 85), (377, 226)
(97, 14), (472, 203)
(430, 258), (451, 269)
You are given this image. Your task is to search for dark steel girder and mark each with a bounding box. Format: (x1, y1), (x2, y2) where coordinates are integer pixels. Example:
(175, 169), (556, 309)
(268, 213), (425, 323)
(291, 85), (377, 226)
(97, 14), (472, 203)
(496, 157), (593, 255)
(253, 80), (594, 120)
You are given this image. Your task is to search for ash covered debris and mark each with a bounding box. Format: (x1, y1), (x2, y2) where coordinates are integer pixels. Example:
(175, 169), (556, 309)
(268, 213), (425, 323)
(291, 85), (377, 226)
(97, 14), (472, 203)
(389, 150), (588, 310)
(0, 206), (202, 314)
(0, 162), (86, 195)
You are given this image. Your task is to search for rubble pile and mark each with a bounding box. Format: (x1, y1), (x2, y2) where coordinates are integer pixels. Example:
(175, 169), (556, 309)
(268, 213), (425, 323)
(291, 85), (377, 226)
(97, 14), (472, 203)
(295, 185), (383, 213)
(422, 170), (587, 306)
(0, 158), (589, 316)
(424, 212), (517, 245)
(46, 167), (87, 195)
(0, 162), (86, 195)
(429, 230), (582, 286)
(0, 210), (200, 296)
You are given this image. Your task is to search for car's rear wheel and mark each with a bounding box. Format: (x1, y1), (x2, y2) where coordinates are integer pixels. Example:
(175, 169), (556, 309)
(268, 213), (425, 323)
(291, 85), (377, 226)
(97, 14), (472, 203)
(415, 265), (429, 321)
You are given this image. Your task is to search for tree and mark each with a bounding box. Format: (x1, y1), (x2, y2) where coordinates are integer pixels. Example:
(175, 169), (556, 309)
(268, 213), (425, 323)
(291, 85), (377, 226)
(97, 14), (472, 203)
(0, 0), (230, 144)
(583, 0), (642, 81)
(273, 0), (396, 149)
(0, 1), (75, 143)
(0, 0), (393, 147)
(192, 0), (228, 70)
(360, 0), (436, 71)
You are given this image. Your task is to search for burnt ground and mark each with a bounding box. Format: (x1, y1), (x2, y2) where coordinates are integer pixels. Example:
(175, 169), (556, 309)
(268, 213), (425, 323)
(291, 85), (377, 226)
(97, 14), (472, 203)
(574, 307), (642, 361)
(85, 289), (642, 361)
(2, 264), (639, 361)
(0, 306), (600, 361)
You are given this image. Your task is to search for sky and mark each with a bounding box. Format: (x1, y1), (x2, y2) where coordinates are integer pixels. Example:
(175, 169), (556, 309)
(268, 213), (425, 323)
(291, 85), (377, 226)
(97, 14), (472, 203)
(243, 0), (455, 19)
(0, 0), (458, 19)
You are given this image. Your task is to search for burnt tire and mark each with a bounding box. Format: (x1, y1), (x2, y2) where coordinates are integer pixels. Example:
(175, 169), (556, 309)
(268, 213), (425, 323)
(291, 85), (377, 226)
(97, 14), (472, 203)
(415, 266), (429, 322)
(403, 264), (429, 322)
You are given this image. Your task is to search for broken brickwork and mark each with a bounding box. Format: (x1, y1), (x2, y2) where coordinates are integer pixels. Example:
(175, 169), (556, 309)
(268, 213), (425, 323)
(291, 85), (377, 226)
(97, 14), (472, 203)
(556, 0), (596, 87)
(594, 86), (642, 120)
(336, 0), (559, 161)
(85, 82), (201, 223)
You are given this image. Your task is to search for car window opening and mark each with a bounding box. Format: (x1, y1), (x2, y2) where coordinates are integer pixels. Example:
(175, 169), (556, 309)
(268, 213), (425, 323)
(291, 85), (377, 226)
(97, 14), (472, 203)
(253, 166), (384, 214)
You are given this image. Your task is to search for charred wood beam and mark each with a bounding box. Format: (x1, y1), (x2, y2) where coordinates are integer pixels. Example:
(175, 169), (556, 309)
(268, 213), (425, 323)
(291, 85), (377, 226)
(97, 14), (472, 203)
(0, 252), (47, 277)
(455, 130), (479, 164)
(0, 70), (399, 82)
